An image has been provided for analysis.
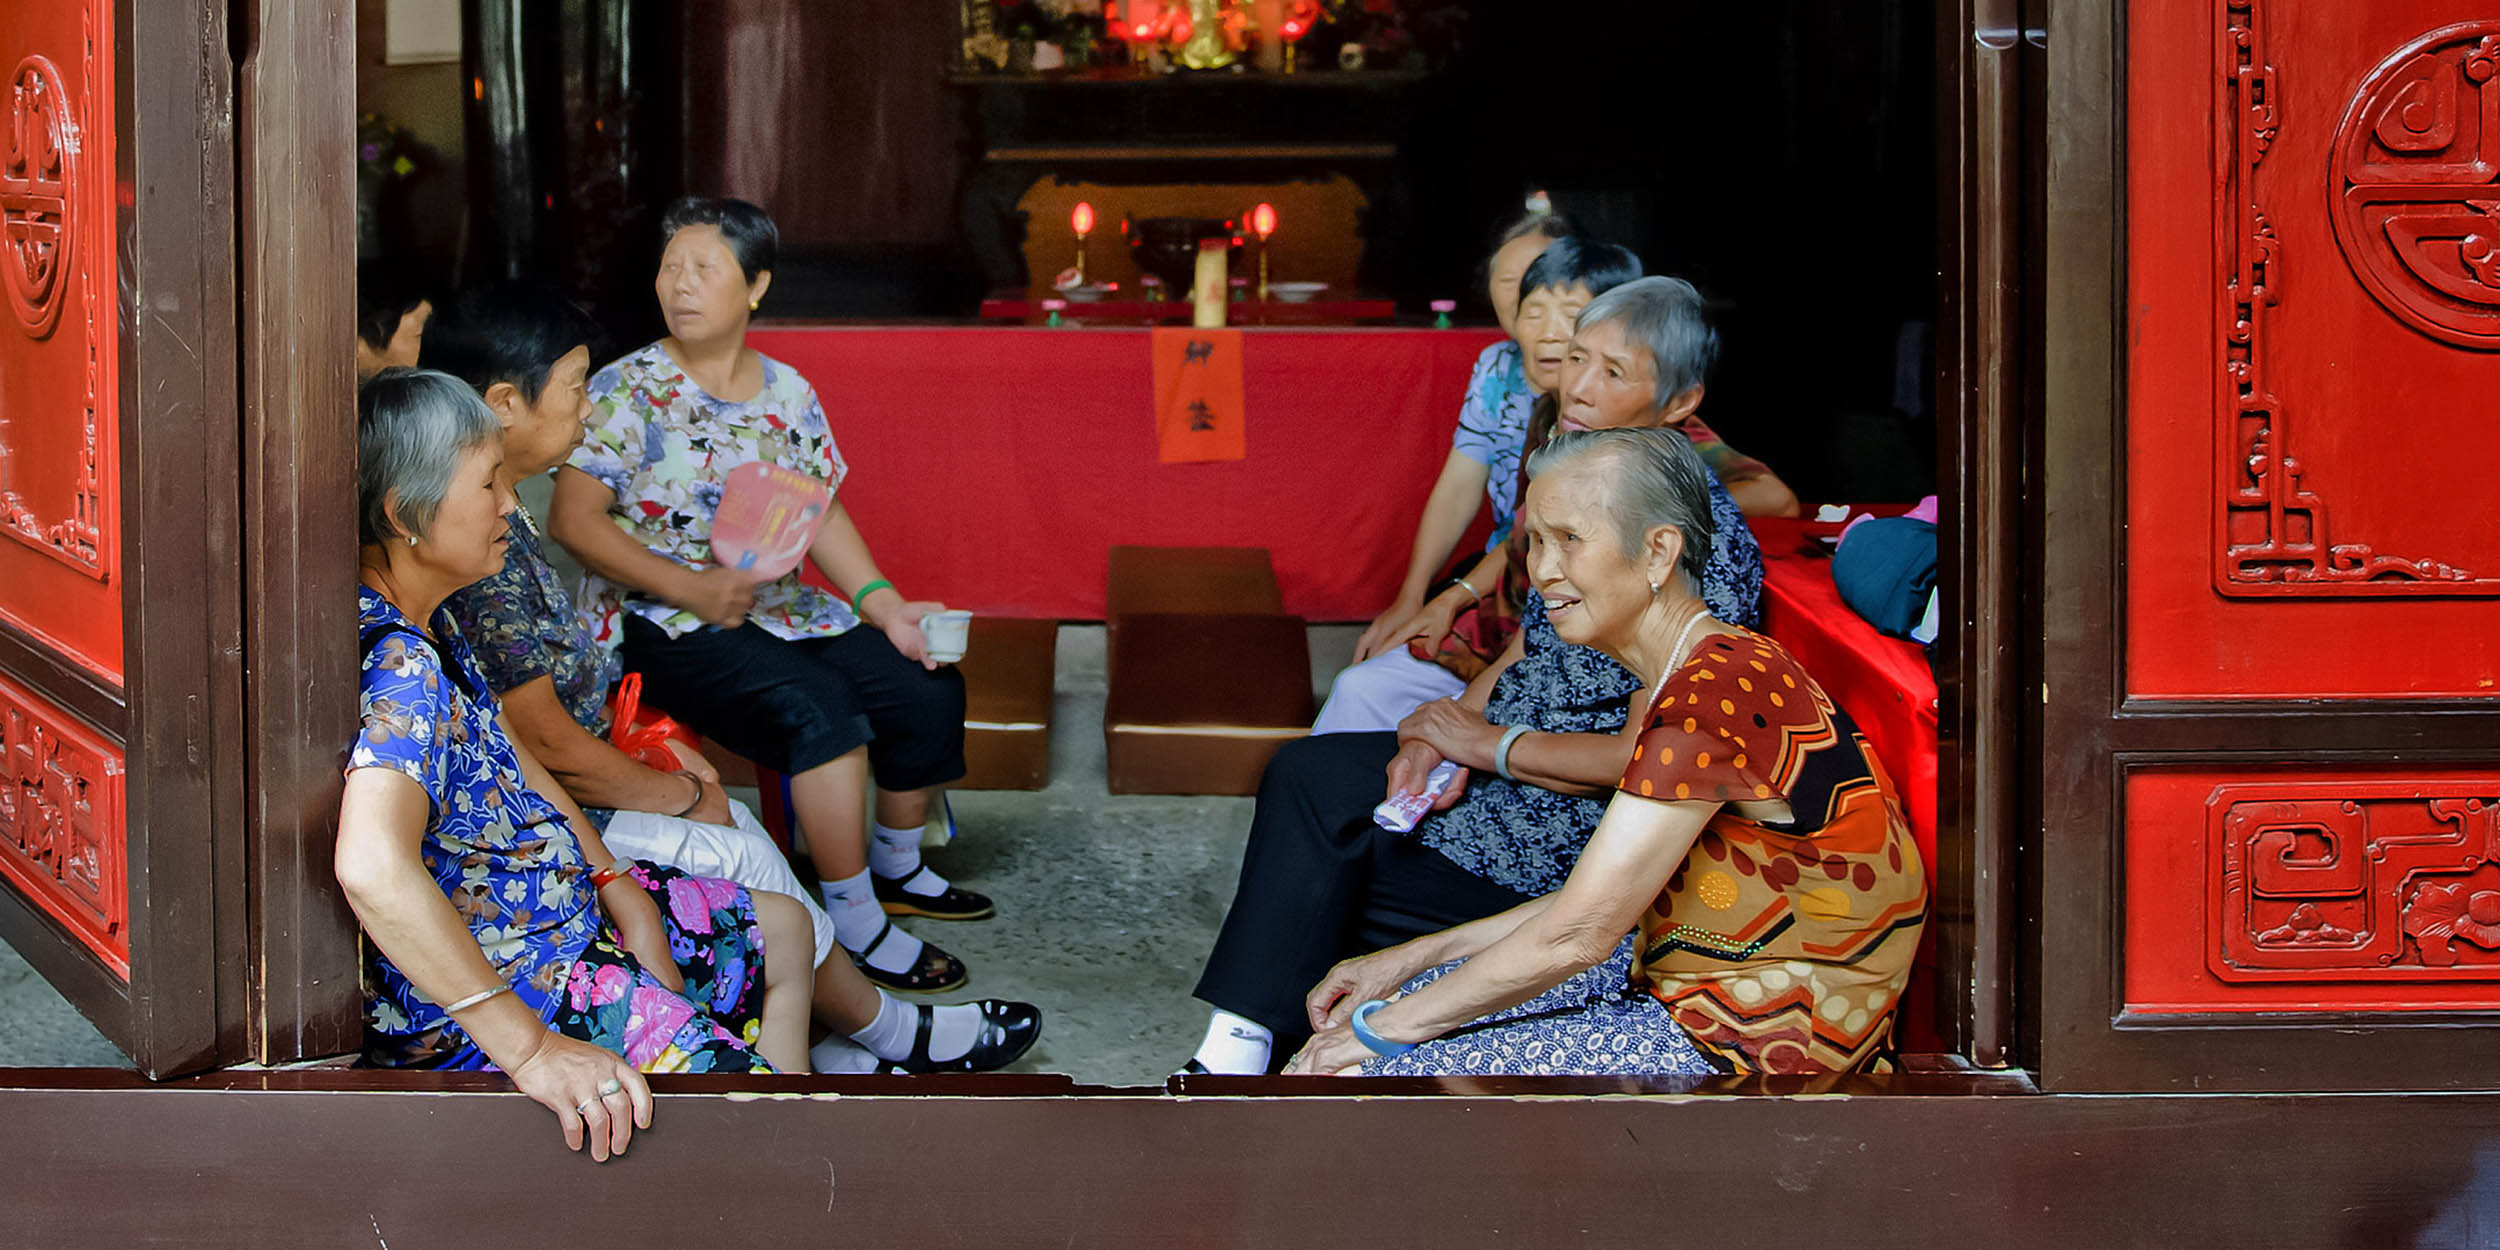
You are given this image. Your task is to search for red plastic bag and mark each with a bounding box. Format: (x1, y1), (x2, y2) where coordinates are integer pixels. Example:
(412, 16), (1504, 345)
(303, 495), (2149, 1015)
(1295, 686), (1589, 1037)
(605, 672), (697, 773)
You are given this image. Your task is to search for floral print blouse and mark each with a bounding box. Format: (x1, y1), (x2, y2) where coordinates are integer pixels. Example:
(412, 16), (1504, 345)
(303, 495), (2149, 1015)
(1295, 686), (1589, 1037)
(568, 342), (857, 647)
(1447, 340), (1537, 551)
(443, 507), (619, 733)
(441, 507), (625, 830)
(351, 585), (599, 1069)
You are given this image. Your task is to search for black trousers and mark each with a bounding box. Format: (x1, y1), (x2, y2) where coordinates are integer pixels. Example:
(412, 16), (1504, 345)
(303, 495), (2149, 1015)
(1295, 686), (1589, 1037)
(1193, 732), (1533, 1057)
(621, 615), (967, 790)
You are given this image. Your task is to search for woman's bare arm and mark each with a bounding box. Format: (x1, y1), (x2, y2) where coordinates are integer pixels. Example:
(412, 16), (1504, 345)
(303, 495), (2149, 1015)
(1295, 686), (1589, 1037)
(499, 676), (725, 826)
(334, 768), (562, 1069)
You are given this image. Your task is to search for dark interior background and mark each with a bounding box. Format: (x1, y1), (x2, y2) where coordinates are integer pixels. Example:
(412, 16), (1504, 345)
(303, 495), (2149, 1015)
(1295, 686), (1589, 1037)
(369, 0), (1936, 503)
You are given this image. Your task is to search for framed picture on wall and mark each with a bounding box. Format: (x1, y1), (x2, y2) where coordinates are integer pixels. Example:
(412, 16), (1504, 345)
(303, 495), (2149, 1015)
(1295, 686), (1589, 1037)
(383, 0), (459, 64)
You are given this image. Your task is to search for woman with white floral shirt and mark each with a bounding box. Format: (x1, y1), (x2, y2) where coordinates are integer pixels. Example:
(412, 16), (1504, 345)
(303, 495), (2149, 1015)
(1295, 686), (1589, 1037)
(550, 197), (990, 994)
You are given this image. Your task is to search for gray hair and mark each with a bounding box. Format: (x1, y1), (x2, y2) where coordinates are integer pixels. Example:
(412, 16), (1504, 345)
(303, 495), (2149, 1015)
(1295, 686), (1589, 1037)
(1575, 275), (1720, 411)
(357, 367), (501, 546)
(1525, 427), (1717, 589)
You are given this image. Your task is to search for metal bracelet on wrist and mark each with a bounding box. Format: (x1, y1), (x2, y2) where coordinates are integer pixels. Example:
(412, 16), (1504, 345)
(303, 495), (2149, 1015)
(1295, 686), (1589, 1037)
(669, 770), (705, 818)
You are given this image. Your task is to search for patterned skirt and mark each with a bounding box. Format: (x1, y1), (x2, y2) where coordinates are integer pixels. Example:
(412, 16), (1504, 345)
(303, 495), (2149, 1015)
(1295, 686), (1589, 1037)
(546, 861), (773, 1075)
(1360, 937), (1719, 1078)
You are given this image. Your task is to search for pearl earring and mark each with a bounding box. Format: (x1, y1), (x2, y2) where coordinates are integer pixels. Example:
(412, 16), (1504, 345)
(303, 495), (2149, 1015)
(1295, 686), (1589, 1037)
(407, 535), (419, 547)
(1649, 579), (1662, 596)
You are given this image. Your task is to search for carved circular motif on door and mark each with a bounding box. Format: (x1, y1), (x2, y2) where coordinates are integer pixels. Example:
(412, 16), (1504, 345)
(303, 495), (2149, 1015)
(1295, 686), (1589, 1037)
(0, 55), (74, 340)
(2331, 24), (2500, 350)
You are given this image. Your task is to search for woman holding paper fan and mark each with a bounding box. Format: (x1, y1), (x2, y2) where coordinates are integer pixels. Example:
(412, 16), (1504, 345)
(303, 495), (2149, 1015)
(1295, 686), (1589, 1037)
(550, 196), (993, 995)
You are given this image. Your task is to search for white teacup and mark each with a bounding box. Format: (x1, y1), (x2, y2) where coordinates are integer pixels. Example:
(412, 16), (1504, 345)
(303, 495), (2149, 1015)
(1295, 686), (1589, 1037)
(920, 609), (973, 664)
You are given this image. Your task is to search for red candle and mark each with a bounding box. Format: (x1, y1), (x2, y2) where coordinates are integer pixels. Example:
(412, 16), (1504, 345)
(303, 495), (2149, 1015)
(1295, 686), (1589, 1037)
(1071, 202), (1097, 237)
(1249, 202), (1277, 240)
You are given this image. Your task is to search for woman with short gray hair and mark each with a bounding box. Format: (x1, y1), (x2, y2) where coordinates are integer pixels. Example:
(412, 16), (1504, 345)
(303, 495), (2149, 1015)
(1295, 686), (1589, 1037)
(339, 367), (821, 1159)
(1283, 427), (1926, 1078)
(1187, 279), (1768, 1076)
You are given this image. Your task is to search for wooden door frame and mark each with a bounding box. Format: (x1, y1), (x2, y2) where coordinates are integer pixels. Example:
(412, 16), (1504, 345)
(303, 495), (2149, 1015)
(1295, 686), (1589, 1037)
(0, 0), (361, 1077)
(235, 0), (364, 1065)
(0, 0), (253, 1078)
(2031, 0), (2500, 1091)
(1932, 0), (2039, 1066)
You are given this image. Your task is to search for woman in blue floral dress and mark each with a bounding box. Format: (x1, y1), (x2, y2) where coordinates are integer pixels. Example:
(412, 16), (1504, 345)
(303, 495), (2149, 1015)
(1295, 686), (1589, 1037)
(338, 369), (819, 1161)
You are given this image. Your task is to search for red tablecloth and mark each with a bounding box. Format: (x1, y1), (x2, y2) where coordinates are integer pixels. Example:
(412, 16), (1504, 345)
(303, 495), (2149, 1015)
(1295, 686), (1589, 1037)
(747, 324), (1505, 620)
(1746, 520), (1939, 867)
(978, 292), (1400, 324)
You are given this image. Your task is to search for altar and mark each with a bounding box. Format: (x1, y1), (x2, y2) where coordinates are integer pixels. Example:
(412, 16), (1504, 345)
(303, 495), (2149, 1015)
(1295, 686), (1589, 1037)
(749, 322), (1505, 620)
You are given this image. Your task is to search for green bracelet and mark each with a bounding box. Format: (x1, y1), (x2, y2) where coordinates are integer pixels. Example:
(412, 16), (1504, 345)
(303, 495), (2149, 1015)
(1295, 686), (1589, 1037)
(851, 578), (895, 613)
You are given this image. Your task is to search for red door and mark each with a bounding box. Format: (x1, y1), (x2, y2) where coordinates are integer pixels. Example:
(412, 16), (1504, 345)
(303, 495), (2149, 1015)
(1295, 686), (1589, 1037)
(2037, 0), (2500, 1090)
(0, 0), (310, 1078)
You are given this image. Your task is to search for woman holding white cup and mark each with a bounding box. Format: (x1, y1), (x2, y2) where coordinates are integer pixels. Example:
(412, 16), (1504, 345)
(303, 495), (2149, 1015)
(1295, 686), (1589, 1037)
(549, 196), (995, 996)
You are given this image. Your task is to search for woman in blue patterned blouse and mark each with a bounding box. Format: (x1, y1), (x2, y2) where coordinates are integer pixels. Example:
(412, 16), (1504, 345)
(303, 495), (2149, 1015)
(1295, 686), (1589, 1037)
(338, 369), (819, 1160)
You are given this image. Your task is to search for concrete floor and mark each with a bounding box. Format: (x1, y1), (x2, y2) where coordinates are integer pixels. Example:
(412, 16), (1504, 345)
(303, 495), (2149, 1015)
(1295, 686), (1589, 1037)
(0, 622), (1363, 1088)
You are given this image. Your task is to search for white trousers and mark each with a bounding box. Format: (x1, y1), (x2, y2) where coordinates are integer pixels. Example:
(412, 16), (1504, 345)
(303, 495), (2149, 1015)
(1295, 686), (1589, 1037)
(600, 799), (839, 970)
(1310, 649), (1468, 735)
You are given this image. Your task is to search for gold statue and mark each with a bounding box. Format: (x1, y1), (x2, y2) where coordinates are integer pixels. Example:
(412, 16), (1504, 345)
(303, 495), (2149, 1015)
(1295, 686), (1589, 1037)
(960, 0), (1010, 71)
(1179, 0), (1236, 70)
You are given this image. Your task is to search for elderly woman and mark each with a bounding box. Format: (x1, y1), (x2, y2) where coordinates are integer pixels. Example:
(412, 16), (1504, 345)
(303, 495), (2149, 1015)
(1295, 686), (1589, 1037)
(337, 369), (814, 1161)
(423, 282), (1039, 1076)
(1346, 206), (1575, 667)
(1184, 278), (1768, 1075)
(549, 196), (986, 995)
(1318, 235), (1641, 733)
(354, 258), (431, 381)
(1285, 428), (1925, 1078)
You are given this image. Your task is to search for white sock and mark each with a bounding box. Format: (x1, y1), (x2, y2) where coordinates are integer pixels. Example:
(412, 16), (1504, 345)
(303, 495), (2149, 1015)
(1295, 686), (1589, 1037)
(1191, 1010), (1274, 1076)
(870, 821), (950, 897)
(820, 868), (925, 975)
(848, 990), (982, 1064)
(809, 1032), (882, 1074)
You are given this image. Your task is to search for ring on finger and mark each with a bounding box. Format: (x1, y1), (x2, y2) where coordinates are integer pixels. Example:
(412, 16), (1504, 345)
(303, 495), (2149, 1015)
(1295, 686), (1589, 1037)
(576, 1098), (599, 1116)
(598, 1077), (623, 1097)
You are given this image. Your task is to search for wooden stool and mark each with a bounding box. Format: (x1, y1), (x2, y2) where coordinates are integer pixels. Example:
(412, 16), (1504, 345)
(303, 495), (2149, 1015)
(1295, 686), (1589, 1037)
(1107, 545), (1283, 616)
(1103, 545), (1311, 795)
(957, 616), (1058, 790)
(1105, 613), (1313, 795)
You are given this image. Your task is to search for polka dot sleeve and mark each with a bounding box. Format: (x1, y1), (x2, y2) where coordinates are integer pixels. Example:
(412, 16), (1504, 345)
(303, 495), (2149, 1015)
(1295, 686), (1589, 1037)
(1619, 632), (1833, 807)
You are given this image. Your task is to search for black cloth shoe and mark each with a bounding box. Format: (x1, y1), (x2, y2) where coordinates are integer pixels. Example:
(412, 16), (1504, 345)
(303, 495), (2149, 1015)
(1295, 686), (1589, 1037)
(888, 1000), (1042, 1074)
(874, 868), (996, 921)
(850, 918), (968, 993)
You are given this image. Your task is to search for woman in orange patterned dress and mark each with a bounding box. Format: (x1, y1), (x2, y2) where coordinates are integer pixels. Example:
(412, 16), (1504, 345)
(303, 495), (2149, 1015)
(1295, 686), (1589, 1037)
(1285, 427), (1927, 1078)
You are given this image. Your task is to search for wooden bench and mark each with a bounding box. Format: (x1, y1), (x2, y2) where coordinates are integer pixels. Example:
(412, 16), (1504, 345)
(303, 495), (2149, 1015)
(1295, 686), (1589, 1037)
(956, 616), (1058, 790)
(1104, 546), (1313, 796)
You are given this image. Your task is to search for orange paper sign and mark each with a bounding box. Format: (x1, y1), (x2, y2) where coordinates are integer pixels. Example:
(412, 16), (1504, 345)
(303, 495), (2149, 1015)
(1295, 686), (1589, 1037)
(1151, 327), (1246, 463)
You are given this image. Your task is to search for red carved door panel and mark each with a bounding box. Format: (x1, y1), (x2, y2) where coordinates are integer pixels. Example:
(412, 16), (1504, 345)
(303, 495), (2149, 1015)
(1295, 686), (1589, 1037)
(2128, 0), (2500, 700)
(0, 2), (118, 680)
(0, 0), (255, 1077)
(2033, 0), (2500, 1092)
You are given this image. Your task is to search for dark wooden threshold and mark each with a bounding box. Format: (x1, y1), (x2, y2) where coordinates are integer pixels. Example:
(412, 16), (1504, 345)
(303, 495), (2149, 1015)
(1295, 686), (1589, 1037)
(985, 142), (1397, 162)
(0, 1057), (2036, 1100)
(2, 1071), (2488, 1247)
